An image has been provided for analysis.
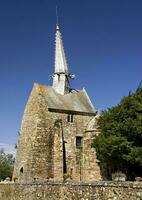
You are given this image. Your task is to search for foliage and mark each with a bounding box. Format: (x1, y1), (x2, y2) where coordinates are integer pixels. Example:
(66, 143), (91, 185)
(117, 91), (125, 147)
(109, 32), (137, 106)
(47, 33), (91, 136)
(93, 86), (142, 180)
(0, 149), (14, 180)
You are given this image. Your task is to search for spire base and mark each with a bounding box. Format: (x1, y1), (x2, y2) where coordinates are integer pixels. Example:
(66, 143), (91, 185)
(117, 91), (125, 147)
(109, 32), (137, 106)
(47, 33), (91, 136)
(52, 73), (68, 95)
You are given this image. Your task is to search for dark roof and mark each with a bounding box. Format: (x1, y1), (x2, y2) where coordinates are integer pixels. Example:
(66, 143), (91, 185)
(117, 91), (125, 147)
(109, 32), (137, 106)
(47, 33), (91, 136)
(34, 83), (96, 115)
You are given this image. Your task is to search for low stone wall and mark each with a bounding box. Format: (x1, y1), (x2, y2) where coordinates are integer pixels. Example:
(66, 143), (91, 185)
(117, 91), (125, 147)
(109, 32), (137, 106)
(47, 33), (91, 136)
(0, 181), (142, 200)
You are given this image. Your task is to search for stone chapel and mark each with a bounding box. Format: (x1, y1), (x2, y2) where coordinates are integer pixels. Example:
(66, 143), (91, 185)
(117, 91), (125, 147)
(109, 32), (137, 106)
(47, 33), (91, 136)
(12, 24), (102, 183)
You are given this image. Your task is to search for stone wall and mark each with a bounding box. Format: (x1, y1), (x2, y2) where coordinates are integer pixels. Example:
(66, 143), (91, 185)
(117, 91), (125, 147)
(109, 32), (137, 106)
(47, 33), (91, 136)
(0, 182), (142, 200)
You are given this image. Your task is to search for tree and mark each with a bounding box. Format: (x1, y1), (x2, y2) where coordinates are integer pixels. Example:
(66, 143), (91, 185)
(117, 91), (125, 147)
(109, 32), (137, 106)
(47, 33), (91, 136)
(93, 86), (142, 180)
(0, 149), (14, 180)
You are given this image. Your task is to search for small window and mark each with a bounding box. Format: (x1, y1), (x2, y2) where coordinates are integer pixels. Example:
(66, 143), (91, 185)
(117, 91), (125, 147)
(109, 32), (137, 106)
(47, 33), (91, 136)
(20, 167), (23, 173)
(76, 136), (82, 148)
(67, 114), (73, 123)
(70, 168), (73, 175)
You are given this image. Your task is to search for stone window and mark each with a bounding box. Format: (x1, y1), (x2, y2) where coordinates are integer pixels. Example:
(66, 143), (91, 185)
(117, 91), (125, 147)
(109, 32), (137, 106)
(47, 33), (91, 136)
(67, 114), (73, 123)
(76, 136), (82, 148)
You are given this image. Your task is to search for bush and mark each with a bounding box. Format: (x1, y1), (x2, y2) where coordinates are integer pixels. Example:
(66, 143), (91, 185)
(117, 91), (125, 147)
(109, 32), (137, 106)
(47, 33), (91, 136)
(0, 149), (14, 180)
(93, 86), (142, 180)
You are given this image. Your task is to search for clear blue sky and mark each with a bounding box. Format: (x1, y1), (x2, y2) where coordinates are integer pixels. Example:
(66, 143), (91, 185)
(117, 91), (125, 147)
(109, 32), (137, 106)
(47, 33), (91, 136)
(0, 0), (142, 144)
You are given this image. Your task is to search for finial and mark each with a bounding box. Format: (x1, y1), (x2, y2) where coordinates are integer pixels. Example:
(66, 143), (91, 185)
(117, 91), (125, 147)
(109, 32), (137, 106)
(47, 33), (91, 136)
(56, 6), (60, 30)
(56, 6), (59, 26)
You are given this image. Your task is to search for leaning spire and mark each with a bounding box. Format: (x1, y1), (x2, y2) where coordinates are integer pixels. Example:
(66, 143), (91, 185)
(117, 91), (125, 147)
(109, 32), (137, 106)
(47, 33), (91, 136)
(54, 7), (68, 74)
(52, 24), (74, 95)
(54, 24), (68, 74)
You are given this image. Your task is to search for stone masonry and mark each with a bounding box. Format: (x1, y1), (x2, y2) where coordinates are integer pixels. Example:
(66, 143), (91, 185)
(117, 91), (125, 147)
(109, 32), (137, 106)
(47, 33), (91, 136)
(13, 24), (102, 183)
(0, 182), (142, 200)
(13, 83), (102, 183)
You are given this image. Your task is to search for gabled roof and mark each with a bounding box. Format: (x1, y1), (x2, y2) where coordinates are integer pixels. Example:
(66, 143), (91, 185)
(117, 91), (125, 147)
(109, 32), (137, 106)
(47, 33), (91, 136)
(34, 83), (96, 116)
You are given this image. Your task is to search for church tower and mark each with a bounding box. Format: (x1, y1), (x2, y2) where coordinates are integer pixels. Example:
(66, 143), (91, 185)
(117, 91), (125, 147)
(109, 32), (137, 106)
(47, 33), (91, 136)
(13, 24), (102, 183)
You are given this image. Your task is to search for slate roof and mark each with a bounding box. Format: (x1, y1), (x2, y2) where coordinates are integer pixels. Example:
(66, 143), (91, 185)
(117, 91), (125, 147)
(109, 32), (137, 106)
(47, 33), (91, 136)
(34, 83), (96, 115)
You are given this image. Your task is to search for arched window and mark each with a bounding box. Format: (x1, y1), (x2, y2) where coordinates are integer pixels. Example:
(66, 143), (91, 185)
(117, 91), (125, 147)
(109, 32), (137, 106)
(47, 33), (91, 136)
(20, 167), (23, 173)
